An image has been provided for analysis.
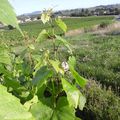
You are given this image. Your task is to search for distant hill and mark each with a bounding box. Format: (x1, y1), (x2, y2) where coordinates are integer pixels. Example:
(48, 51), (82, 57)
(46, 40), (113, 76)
(23, 11), (41, 16)
(17, 4), (120, 20)
(90, 4), (120, 10)
(58, 4), (120, 16)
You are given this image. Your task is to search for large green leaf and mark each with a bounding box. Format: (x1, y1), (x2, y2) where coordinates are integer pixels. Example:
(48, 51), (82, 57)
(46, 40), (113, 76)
(0, 0), (23, 35)
(0, 85), (34, 120)
(32, 66), (53, 89)
(61, 78), (86, 110)
(70, 67), (87, 88)
(55, 18), (67, 32)
(68, 56), (87, 88)
(68, 56), (76, 69)
(30, 100), (53, 120)
(24, 95), (38, 111)
(36, 29), (48, 43)
(53, 97), (75, 120)
(30, 97), (76, 120)
(55, 35), (72, 54)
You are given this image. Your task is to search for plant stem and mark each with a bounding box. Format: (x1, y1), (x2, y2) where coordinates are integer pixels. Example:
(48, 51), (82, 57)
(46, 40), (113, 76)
(52, 79), (56, 108)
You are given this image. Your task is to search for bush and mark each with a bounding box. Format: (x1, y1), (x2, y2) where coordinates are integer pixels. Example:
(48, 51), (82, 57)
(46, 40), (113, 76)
(98, 21), (110, 29)
(76, 80), (120, 120)
(8, 25), (15, 30)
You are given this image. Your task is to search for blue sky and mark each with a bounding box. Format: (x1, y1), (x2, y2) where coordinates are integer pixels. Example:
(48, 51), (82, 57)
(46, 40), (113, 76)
(9, 0), (120, 15)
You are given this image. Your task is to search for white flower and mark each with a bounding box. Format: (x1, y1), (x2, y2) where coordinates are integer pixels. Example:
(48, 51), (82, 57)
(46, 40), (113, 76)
(62, 62), (69, 72)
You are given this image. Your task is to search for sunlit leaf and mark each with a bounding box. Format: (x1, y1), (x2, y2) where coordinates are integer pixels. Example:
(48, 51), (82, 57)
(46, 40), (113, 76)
(79, 94), (86, 110)
(24, 96), (38, 111)
(0, 85), (34, 120)
(68, 56), (76, 68)
(49, 60), (64, 75)
(0, 0), (23, 35)
(41, 8), (52, 24)
(68, 55), (87, 88)
(61, 78), (86, 110)
(55, 17), (67, 32)
(55, 35), (72, 54)
(70, 67), (87, 88)
(36, 29), (48, 42)
(61, 78), (80, 108)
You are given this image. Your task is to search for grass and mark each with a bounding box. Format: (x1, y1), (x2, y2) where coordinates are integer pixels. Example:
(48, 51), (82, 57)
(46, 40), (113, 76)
(67, 33), (120, 94)
(0, 16), (114, 46)
(63, 16), (114, 30)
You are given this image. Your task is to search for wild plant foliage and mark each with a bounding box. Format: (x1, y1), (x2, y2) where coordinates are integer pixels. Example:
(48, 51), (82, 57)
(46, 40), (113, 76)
(0, 0), (87, 120)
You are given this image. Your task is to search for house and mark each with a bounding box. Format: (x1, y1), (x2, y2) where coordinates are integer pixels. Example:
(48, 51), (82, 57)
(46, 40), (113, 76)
(93, 11), (99, 16)
(18, 20), (24, 24)
(25, 18), (31, 22)
(33, 18), (37, 21)
(103, 11), (107, 14)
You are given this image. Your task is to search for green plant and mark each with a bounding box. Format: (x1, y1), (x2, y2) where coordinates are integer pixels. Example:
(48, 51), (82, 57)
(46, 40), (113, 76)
(68, 34), (120, 95)
(0, 1), (87, 120)
(77, 80), (120, 120)
(8, 25), (15, 30)
(98, 21), (110, 28)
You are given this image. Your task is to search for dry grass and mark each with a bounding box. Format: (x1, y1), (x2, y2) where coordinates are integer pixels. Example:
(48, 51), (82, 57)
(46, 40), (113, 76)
(65, 28), (84, 37)
(93, 22), (120, 35)
(65, 22), (120, 37)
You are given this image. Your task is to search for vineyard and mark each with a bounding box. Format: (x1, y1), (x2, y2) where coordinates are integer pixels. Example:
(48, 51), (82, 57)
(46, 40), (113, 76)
(0, 0), (120, 120)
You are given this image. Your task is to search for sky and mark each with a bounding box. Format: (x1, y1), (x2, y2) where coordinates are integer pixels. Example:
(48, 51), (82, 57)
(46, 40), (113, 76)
(9, 0), (120, 15)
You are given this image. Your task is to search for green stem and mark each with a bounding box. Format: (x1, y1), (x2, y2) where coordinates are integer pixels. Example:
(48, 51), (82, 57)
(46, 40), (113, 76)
(53, 39), (57, 59)
(52, 79), (56, 108)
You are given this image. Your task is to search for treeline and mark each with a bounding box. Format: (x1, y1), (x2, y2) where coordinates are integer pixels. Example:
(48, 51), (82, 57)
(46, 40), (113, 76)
(54, 6), (120, 17)
(70, 8), (120, 17)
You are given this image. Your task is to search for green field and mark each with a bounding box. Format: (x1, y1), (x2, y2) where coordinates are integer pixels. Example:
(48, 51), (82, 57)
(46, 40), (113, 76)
(0, 16), (114, 46)
(63, 16), (114, 29)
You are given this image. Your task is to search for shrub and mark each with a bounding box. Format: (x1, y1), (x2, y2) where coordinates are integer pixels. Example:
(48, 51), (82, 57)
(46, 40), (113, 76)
(76, 80), (120, 120)
(98, 21), (110, 29)
(8, 25), (15, 30)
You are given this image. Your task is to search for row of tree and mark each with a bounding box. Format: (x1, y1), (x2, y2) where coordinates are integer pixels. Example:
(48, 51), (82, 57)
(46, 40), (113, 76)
(57, 7), (120, 17)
